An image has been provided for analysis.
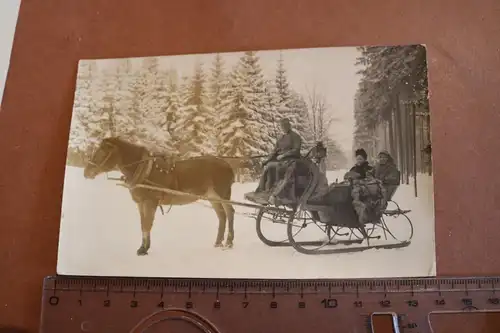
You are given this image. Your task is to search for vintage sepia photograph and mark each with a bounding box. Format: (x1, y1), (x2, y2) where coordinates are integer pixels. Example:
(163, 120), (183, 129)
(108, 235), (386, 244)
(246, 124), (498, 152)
(57, 44), (436, 279)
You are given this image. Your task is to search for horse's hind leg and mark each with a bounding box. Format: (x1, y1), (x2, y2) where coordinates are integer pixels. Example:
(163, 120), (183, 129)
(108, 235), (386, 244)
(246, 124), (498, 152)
(222, 203), (235, 248)
(137, 200), (157, 256)
(210, 202), (227, 248)
(214, 183), (235, 248)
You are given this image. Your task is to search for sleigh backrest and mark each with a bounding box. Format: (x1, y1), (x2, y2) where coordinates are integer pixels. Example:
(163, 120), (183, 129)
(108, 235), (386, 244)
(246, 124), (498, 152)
(385, 184), (399, 201)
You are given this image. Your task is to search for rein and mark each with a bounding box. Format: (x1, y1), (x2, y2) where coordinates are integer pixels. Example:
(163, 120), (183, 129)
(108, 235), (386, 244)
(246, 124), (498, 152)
(89, 142), (159, 185)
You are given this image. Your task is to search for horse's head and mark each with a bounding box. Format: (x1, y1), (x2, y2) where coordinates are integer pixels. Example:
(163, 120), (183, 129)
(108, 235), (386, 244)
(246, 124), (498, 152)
(83, 137), (122, 179)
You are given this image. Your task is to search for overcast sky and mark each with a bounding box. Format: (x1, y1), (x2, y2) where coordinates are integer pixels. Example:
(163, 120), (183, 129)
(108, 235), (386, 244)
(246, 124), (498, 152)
(86, 46), (363, 154)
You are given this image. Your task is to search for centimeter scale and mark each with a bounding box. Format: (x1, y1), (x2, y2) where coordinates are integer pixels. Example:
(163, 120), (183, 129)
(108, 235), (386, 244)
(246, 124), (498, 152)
(40, 276), (500, 333)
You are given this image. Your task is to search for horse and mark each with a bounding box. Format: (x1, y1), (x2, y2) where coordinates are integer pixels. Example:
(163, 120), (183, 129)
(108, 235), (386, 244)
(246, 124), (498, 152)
(82, 137), (236, 256)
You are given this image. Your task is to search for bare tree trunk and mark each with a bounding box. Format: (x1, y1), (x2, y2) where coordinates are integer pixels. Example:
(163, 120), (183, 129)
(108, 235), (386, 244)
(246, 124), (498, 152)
(419, 113), (425, 173)
(399, 99), (408, 184)
(389, 109), (396, 159)
(426, 113), (432, 176)
(405, 103), (411, 185)
(401, 103), (407, 184)
(394, 93), (404, 184)
(384, 121), (389, 151)
(412, 103), (418, 197)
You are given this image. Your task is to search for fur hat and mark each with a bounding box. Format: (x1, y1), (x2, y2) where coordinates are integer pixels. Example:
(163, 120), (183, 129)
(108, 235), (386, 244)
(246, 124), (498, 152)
(378, 150), (390, 157)
(378, 150), (394, 163)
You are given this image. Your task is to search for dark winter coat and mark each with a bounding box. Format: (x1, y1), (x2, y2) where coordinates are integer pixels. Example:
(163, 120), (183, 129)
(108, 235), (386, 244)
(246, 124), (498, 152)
(374, 152), (400, 186)
(273, 130), (302, 159)
(349, 161), (374, 179)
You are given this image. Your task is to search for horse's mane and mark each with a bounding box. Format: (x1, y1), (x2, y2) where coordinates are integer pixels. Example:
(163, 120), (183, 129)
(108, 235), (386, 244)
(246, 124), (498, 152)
(102, 137), (150, 159)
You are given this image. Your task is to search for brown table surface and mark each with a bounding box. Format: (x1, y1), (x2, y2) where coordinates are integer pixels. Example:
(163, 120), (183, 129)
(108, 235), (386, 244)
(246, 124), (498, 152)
(1, 0), (500, 332)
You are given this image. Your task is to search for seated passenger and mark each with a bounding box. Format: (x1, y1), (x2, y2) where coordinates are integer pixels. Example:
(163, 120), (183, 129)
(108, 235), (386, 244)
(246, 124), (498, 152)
(345, 148), (374, 180)
(256, 118), (302, 192)
(374, 150), (400, 201)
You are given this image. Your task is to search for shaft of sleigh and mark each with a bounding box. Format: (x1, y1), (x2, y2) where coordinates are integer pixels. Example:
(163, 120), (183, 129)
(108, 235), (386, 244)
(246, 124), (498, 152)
(117, 182), (286, 213)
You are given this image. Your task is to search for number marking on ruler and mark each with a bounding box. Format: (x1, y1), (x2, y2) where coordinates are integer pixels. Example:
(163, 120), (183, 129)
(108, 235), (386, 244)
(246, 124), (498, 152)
(39, 276), (500, 333)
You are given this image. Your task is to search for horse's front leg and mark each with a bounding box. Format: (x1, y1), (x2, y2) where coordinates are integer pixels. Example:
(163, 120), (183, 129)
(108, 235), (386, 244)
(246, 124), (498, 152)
(137, 200), (158, 256)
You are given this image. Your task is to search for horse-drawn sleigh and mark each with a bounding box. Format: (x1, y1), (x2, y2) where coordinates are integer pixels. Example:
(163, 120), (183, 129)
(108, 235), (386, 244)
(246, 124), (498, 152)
(83, 137), (414, 256)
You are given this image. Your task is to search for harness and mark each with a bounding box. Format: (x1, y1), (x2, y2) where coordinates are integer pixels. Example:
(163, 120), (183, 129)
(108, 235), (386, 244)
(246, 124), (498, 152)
(89, 142), (178, 215)
(126, 151), (155, 186)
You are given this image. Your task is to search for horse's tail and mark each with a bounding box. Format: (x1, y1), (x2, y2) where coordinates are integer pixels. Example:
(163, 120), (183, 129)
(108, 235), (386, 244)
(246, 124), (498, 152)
(227, 160), (236, 184)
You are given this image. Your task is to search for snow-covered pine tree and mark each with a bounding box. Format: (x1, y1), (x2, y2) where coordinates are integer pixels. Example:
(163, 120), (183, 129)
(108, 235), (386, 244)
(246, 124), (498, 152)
(289, 91), (314, 153)
(76, 61), (120, 152)
(175, 62), (215, 157)
(172, 75), (191, 155)
(163, 70), (182, 146)
(102, 58), (140, 143)
(239, 51), (275, 151)
(262, 79), (281, 139)
(69, 60), (99, 158)
(217, 52), (274, 159)
(92, 62), (127, 140)
(207, 54), (232, 153)
(147, 67), (175, 155)
(216, 64), (245, 157)
(275, 52), (292, 108)
(130, 57), (174, 154)
(207, 54), (225, 109)
(274, 52), (298, 126)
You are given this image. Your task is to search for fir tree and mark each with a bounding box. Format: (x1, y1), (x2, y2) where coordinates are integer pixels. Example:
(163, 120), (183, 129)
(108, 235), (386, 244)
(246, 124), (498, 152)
(175, 62), (215, 157)
(262, 79), (281, 139)
(238, 51), (275, 151)
(217, 52), (274, 158)
(76, 61), (118, 150)
(217, 65), (247, 157)
(275, 52), (292, 109)
(207, 54), (226, 109)
(274, 52), (299, 126)
(354, 45), (427, 125)
(289, 91), (314, 152)
(130, 57), (173, 154)
(107, 59), (137, 140)
(69, 60), (99, 156)
(164, 72), (181, 140)
(207, 54), (232, 152)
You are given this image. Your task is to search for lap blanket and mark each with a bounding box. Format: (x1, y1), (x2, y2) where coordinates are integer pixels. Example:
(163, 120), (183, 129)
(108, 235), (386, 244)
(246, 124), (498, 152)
(250, 158), (325, 206)
(350, 178), (387, 224)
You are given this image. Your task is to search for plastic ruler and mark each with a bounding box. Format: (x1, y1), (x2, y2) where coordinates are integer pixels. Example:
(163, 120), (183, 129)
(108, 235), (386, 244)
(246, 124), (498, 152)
(39, 276), (500, 332)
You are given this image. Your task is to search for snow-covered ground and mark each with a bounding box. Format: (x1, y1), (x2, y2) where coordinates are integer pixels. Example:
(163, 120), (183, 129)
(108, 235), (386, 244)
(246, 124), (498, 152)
(56, 166), (436, 279)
